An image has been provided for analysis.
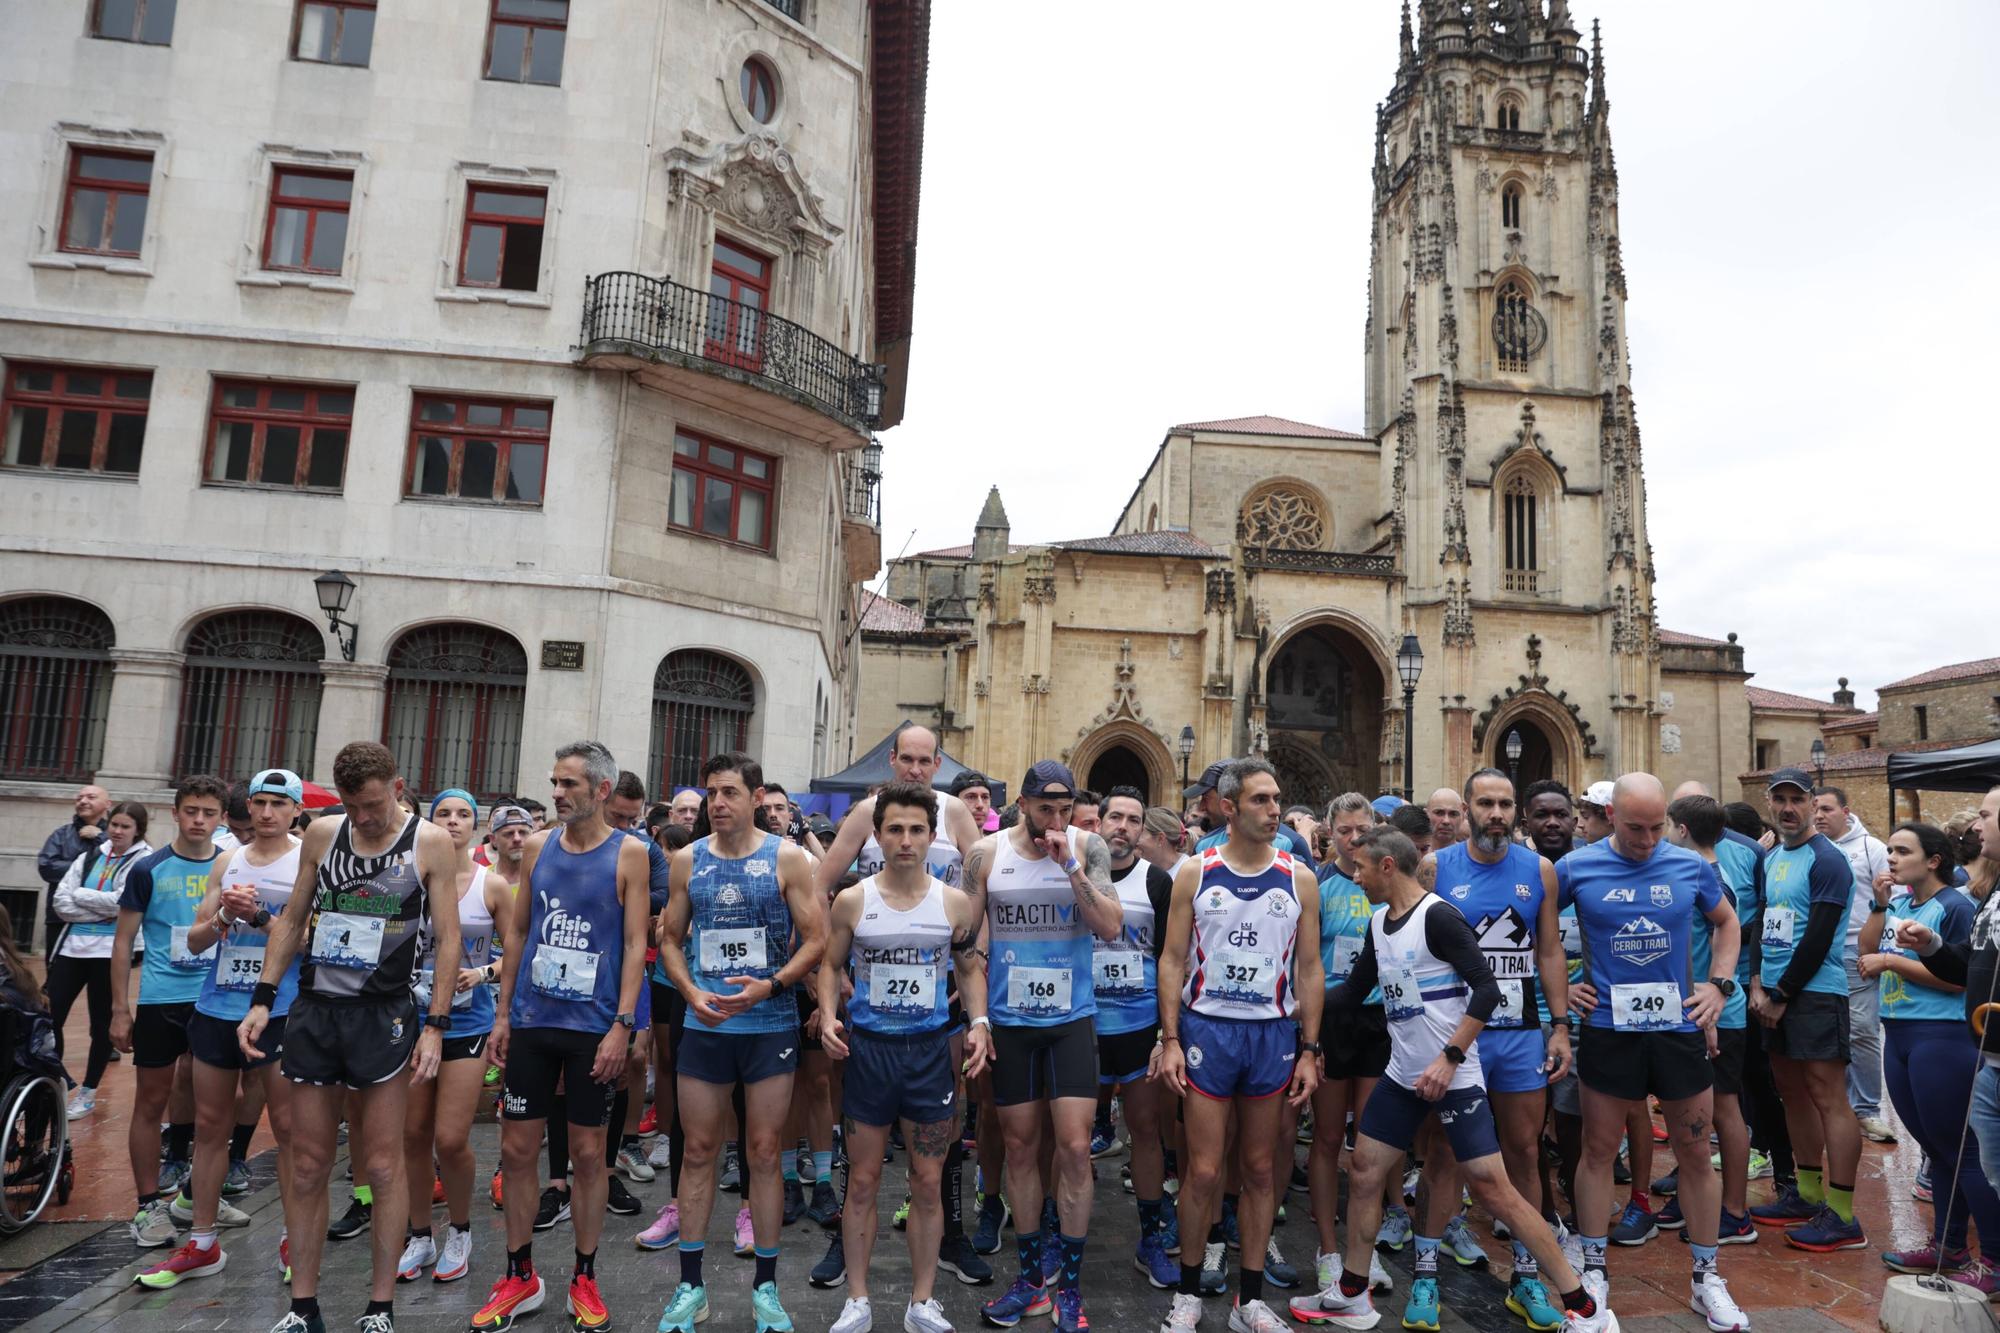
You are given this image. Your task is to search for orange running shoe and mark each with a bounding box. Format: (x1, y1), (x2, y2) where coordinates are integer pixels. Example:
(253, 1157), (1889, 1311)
(434, 1175), (447, 1205)
(470, 1271), (545, 1330)
(568, 1273), (611, 1330)
(491, 1166), (505, 1210)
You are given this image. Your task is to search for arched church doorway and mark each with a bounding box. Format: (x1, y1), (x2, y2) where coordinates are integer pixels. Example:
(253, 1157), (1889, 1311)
(1495, 717), (1556, 789)
(1087, 745), (1152, 805)
(1265, 621), (1385, 807)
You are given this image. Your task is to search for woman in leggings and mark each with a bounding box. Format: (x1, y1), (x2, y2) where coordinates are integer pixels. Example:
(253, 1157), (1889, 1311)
(398, 790), (513, 1283)
(49, 800), (151, 1120)
(1860, 821), (2000, 1290)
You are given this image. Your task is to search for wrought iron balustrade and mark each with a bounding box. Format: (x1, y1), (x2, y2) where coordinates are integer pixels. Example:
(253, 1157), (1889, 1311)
(842, 449), (881, 528)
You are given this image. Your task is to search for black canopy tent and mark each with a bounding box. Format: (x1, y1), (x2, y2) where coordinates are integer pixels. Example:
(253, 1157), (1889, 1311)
(1887, 738), (2000, 796)
(810, 721), (1008, 805)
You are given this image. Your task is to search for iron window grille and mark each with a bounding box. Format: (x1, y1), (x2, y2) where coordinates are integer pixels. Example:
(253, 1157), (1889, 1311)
(383, 625), (527, 800)
(0, 597), (114, 782)
(174, 612), (325, 782)
(650, 651), (754, 794)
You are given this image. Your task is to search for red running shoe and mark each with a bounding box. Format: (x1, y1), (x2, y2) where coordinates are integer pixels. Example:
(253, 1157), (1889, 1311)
(471, 1271), (545, 1330)
(136, 1238), (227, 1289)
(638, 1104), (658, 1136)
(568, 1273), (611, 1329)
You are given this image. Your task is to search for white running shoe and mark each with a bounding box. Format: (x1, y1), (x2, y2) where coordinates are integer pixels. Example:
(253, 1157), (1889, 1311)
(1556, 1220), (1584, 1278)
(1227, 1298), (1288, 1332)
(831, 1295), (873, 1333)
(648, 1135), (674, 1170)
(1160, 1291), (1203, 1332)
(1691, 1273), (1748, 1332)
(903, 1296), (954, 1333)
(170, 1194), (250, 1228)
(1288, 1280), (1382, 1328)
(66, 1086), (97, 1120)
(616, 1142), (656, 1182)
(1563, 1297), (1621, 1333)
(1368, 1250), (1394, 1293)
(396, 1232), (436, 1283)
(1581, 1268), (1610, 1312)
(1315, 1251), (1338, 1291)
(435, 1225), (472, 1283)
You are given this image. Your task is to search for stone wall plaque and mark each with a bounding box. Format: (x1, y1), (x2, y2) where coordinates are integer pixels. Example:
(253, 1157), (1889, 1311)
(541, 640), (586, 671)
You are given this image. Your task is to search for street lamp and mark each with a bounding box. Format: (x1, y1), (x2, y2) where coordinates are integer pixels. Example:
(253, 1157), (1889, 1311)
(1179, 724), (1197, 787)
(1811, 737), (1827, 788)
(1505, 728), (1524, 786)
(313, 569), (359, 662)
(1396, 633), (1424, 801)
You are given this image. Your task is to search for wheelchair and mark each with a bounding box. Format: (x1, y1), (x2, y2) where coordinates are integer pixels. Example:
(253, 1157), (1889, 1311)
(0, 1004), (70, 1233)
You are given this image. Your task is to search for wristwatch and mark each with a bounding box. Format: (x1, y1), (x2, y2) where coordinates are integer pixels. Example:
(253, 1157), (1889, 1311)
(1709, 976), (1737, 997)
(614, 1013), (637, 1030)
(1442, 1044), (1467, 1065)
(765, 976), (790, 1000)
(1298, 1040), (1323, 1057)
(422, 1013), (451, 1031)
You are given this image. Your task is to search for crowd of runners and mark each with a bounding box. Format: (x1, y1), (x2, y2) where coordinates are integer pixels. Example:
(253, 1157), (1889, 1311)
(25, 718), (1999, 1333)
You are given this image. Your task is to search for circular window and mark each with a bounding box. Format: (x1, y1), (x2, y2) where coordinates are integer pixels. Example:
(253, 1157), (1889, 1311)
(740, 59), (777, 124)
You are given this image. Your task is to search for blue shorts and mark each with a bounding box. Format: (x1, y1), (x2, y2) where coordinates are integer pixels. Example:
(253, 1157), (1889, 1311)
(842, 1028), (957, 1127)
(1181, 1010), (1296, 1101)
(1474, 1024), (1549, 1093)
(1359, 1078), (1502, 1163)
(677, 1027), (799, 1087)
(633, 978), (652, 1033)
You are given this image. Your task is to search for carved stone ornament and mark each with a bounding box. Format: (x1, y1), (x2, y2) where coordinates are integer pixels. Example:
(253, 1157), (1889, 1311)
(1442, 577), (1476, 647)
(1660, 722), (1682, 755)
(665, 133), (839, 252)
(1484, 400), (1568, 487)
(1240, 486), (1328, 551)
(1205, 568), (1236, 613)
(1471, 661), (1601, 755)
(1070, 637), (1175, 754)
(1022, 576), (1057, 604)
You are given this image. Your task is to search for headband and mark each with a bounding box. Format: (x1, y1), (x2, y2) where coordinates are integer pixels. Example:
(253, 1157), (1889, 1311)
(429, 788), (479, 821)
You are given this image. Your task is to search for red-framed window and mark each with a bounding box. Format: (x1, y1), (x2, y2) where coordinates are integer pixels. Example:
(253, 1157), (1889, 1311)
(91, 0), (176, 44)
(263, 167), (353, 274)
(406, 394), (550, 506)
(1, 363), (151, 475)
(485, 0), (567, 85)
(705, 235), (771, 372)
(61, 148), (153, 257)
(458, 185), (546, 291)
(205, 380), (353, 492)
(740, 59), (777, 123)
(669, 431), (776, 551)
(294, 0), (375, 65)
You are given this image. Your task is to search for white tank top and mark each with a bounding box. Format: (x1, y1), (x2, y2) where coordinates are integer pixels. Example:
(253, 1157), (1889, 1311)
(856, 802), (963, 886)
(1183, 845), (1301, 1021)
(1375, 894), (1483, 1091)
(417, 867), (499, 1009)
(847, 876), (954, 1034)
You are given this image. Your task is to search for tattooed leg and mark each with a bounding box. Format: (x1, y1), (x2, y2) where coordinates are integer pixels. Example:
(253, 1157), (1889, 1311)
(1667, 1089), (1722, 1249)
(907, 1117), (954, 1302)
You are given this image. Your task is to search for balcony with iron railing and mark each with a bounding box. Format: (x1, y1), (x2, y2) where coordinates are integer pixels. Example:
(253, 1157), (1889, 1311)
(577, 271), (884, 447)
(839, 440), (882, 581)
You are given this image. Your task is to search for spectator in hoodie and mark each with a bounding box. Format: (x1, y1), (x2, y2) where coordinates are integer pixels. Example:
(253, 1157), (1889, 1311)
(38, 784), (111, 956)
(1812, 786), (1895, 1144)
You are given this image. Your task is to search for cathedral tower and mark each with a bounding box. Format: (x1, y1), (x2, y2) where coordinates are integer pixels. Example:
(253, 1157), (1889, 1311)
(1368, 0), (1659, 782)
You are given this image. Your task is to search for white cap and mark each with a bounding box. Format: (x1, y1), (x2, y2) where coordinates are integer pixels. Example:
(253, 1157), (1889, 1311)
(1584, 780), (1616, 808)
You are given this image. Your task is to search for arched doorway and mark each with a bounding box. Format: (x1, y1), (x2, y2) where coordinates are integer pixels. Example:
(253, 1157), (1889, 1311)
(1493, 716), (1556, 789)
(1086, 745), (1151, 805)
(1265, 622), (1385, 805)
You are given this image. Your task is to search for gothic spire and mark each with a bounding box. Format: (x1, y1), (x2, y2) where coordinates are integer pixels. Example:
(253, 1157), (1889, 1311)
(1398, 0), (1416, 76)
(1590, 18), (1609, 118)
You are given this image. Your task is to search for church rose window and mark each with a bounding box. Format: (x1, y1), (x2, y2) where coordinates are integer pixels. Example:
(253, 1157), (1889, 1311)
(1240, 486), (1327, 550)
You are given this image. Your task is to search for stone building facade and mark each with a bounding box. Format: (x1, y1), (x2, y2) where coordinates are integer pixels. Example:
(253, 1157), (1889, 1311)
(0, 0), (930, 941)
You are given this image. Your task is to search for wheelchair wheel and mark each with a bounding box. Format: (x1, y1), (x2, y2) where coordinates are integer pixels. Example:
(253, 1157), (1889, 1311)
(0, 1074), (67, 1233)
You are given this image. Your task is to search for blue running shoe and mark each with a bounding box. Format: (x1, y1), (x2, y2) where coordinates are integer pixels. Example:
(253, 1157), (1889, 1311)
(1376, 1206), (1413, 1253)
(1716, 1209), (1759, 1245)
(1748, 1181), (1816, 1228)
(1200, 1240), (1227, 1295)
(980, 1276), (1050, 1327)
(1263, 1237), (1301, 1290)
(751, 1279), (794, 1332)
(939, 1231), (994, 1285)
(1506, 1275), (1562, 1331)
(1655, 1196), (1685, 1231)
(1041, 1233), (1062, 1284)
(1784, 1204), (1866, 1253)
(1135, 1232), (1177, 1289)
(1222, 1198), (1242, 1252)
(656, 1282), (708, 1333)
(1051, 1286), (1088, 1332)
(1401, 1276), (1441, 1331)
(1090, 1124), (1118, 1158)
(1609, 1200), (1658, 1246)
(1441, 1216), (1489, 1268)
(808, 1231), (846, 1289)
(973, 1194), (1009, 1255)
(1159, 1200), (1181, 1257)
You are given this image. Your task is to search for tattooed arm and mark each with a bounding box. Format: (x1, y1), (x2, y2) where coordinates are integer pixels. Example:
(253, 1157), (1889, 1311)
(959, 833), (992, 925)
(1043, 825), (1122, 941)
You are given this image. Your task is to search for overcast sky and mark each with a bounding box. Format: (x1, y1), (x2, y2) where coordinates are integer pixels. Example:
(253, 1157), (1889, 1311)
(878, 1), (2000, 712)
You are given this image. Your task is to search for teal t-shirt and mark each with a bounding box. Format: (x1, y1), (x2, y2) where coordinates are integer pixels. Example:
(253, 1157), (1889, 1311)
(1316, 864), (1381, 1004)
(1690, 859), (1747, 1030)
(1758, 836), (1853, 998)
(119, 845), (221, 1005)
(1880, 888), (1975, 1023)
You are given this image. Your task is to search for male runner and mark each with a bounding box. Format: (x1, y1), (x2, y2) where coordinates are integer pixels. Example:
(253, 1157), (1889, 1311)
(657, 751), (827, 1333)
(1423, 790), (1467, 848)
(966, 761), (1122, 1332)
(486, 805), (533, 885)
(473, 741), (650, 1331)
(1288, 826), (1616, 1333)
(137, 769), (301, 1287)
(818, 781), (989, 1333)
(240, 742), (461, 1333)
(1069, 791), (1103, 836)
(1520, 781), (1589, 1224)
(953, 772), (998, 833)
(111, 774), (228, 1249)
(1155, 759), (1322, 1333)
(1560, 774), (1746, 1331)
(1419, 770), (1571, 1331)
(1188, 761), (1316, 872)
(1746, 768), (1864, 1250)
(1094, 786), (1179, 1289)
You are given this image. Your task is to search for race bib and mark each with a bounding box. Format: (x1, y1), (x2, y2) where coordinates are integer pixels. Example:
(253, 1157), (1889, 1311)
(1007, 965), (1072, 1014)
(531, 945), (600, 1002)
(868, 962), (936, 1013)
(1491, 979), (1527, 1028)
(310, 913), (385, 969)
(1761, 907), (1796, 948)
(169, 925), (218, 971)
(215, 942), (266, 992)
(1331, 934), (1362, 980)
(415, 968), (476, 1010)
(1558, 916), (1583, 957)
(1213, 948), (1279, 1002)
(1382, 964), (1423, 1021)
(700, 927), (767, 976)
(1611, 981), (1682, 1032)
(1093, 949), (1145, 997)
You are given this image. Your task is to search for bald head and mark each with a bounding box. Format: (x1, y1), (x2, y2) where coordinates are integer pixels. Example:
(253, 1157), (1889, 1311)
(1671, 780), (1712, 802)
(889, 723), (942, 784)
(1609, 772), (1668, 860)
(1425, 787), (1466, 844)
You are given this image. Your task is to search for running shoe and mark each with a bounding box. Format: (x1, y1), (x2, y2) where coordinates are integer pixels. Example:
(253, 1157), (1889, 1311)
(1716, 1210), (1758, 1245)
(328, 1196), (371, 1240)
(1784, 1205), (1866, 1253)
(158, 1156), (191, 1197)
(1091, 1123), (1120, 1158)
(1222, 1199), (1242, 1252)
(435, 1175), (447, 1205)
(224, 1158), (253, 1196)
(1857, 1116), (1897, 1145)
(781, 1178), (802, 1226)
(491, 1166), (504, 1210)
(437, 1225), (473, 1282)
(1041, 1230), (1062, 1284)
(1290, 1163), (1312, 1197)
(606, 1176), (642, 1217)
(172, 1192), (250, 1228)
(808, 1178), (843, 1228)
(1554, 1219), (1584, 1276)
(721, 1142), (744, 1191)
(1402, 1166), (1422, 1205)
(355, 1315), (393, 1333)
(128, 1198), (175, 1247)
(906, 1297), (953, 1333)
(1913, 1178), (1934, 1204)
(66, 1086), (96, 1121)
(1651, 1170), (1678, 1197)
(940, 1230), (995, 1284)
(1297, 1106), (1316, 1145)
(973, 1193), (1009, 1254)
(980, 1276), (1050, 1326)
(1612, 1155), (1630, 1187)
(1315, 1251), (1340, 1292)
(896, 1195), (915, 1232)
(734, 1203), (755, 1256)
(637, 1201), (681, 1250)
(616, 1142), (656, 1183)
(1748, 1182), (1815, 1227)
(1691, 1272), (1748, 1332)
(1947, 1256), (2000, 1300)
(1745, 1150), (1772, 1181)
(1371, 1251), (1394, 1293)
(809, 1231), (846, 1287)
(1401, 1276), (1441, 1331)
(638, 1104), (658, 1136)
(1201, 1239), (1228, 1295)
(796, 1140), (815, 1183)
(470, 1271), (545, 1330)
(1581, 1268), (1609, 1312)
(1227, 1296), (1286, 1332)
(1563, 1298), (1617, 1333)
(1506, 1275), (1562, 1332)
(1136, 1231), (1177, 1289)
(1883, 1241), (1968, 1273)
(568, 1273), (610, 1330)
(1608, 1200), (1657, 1246)
(1654, 1197), (1684, 1232)
(1161, 1291), (1203, 1332)
(1376, 1207), (1413, 1252)
(1123, 1164), (1135, 1195)
(1265, 1236), (1300, 1289)
(279, 1234), (292, 1283)
(656, 1282), (709, 1333)
(832, 1296), (873, 1333)
(1440, 1216), (1489, 1267)
(1289, 1281), (1380, 1327)
(1050, 1287), (1088, 1332)
(397, 1231), (437, 1282)
(1159, 1199), (1181, 1256)
(136, 1237), (227, 1288)
(648, 1136), (674, 1170)
(533, 1187), (571, 1231)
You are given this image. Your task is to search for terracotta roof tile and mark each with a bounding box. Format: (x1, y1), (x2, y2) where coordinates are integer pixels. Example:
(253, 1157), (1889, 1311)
(1880, 656), (2000, 691)
(1659, 629), (1733, 647)
(859, 590), (925, 633)
(1745, 685), (1848, 713)
(1823, 711), (1880, 734)
(1743, 736), (1969, 779)
(1055, 530), (1218, 557)
(1173, 414), (1370, 442)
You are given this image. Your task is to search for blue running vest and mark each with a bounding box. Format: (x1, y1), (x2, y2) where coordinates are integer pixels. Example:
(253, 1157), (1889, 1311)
(685, 831), (796, 1035)
(511, 829), (628, 1035)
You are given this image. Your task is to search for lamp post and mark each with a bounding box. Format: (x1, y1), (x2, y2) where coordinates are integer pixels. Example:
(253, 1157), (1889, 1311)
(1811, 737), (1827, 789)
(1179, 724), (1196, 787)
(313, 569), (359, 662)
(1396, 633), (1424, 802)
(1505, 728), (1524, 787)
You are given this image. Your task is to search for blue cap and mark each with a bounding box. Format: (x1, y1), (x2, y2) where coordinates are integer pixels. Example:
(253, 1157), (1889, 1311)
(247, 768), (303, 803)
(1370, 795), (1407, 816)
(1020, 760), (1077, 799)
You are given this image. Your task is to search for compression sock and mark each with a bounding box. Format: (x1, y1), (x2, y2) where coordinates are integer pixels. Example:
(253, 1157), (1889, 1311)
(411, 1225), (432, 1240)
(1796, 1164), (1824, 1206)
(943, 1138), (966, 1237)
(1240, 1265), (1264, 1301)
(1180, 1261), (1204, 1295)
(1580, 1234), (1608, 1273)
(679, 1241), (704, 1287)
(137, 1190), (158, 1208)
(167, 1122), (194, 1160)
(354, 1185), (373, 1206)
(605, 1093), (626, 1168)
(1016, 1228), (1044, 1284)
(1691, 1241), (1719, 1279)
(783, 1154), (799, 1183)
(813, 1149), (833, 1181)
(754, 1245), (779, 1287)
(1561, 1286), (1596, 1316)
(1511, 1239), (1537, 1276)
(364, 1301), (392, 1317)
(574, 1248), (595, 1278)
(290, 1297), (321, 1320)
(1138, 1196), (1165, 1235)
(230, 1122), (256, 1163)
(508, 1243), (533, 1279)
(1414, 1234), (1440, 1277)
(1339, 1269), (1369, 1298)
(1058, 1231), (1084, 1290)
(1826, 1182), (1856, 1223)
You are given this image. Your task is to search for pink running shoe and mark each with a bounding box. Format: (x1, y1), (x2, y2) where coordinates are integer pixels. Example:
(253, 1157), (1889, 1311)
(734, 1204), (755, 1256)
(637, 1202), (682, 1251)
(1949, 1257), (2000, 1301)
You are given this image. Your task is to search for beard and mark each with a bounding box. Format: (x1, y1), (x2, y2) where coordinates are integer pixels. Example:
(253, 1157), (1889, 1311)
(1473, 827), (1509, 855)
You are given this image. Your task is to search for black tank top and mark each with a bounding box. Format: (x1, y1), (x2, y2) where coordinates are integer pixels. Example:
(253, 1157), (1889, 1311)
(300, 814), (426, 1004)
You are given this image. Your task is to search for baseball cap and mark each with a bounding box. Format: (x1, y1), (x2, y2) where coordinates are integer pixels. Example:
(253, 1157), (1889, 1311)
(949, 770), (993, 796)
(1183, 759), (1233, 801)
(1583, 780), (1615, 809)
(1370, 794), (1407, 817)
(490, 804), (533, 831)
(1020, 760), (1077, 799)
(806, 812), (836, 839)
(1766, 766), (1815, 794)
(247, 768), (303, 803)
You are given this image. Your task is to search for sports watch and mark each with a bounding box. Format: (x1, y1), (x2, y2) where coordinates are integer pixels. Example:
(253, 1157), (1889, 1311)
(1709, 976), (1738, 997)
(422, 1014), (451, 1031)
(1442, 1044), (1467, 1065)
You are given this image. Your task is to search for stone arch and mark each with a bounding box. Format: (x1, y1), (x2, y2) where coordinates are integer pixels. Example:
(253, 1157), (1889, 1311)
(1238, 477), (1332, 551)
(1262, 614), (1390, 804)
(1482, 693), (1586, 790)
(1067, 722), (1175, 809)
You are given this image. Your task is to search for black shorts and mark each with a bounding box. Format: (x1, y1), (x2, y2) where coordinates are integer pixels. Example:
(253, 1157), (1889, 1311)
(1360, 1079), (1501, 1162)
(189, 1009), (284, 1071)
(1576, 1024), (1712, 1103)
(677, 1028), (798, 1087)
(1098, 1025), (1158, 1086)
(282, 995), (418, 1089)
(443, 1031), (490, 1062)
(843, 1029), (957, 1128)
(133, 1001), (195, 1069)
(504, 1026), (617, 1127)
(1769, 990), (1849, 1063)
(990, 1017), (1098, 1106)
(1324, 1003), (1391, 1080)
